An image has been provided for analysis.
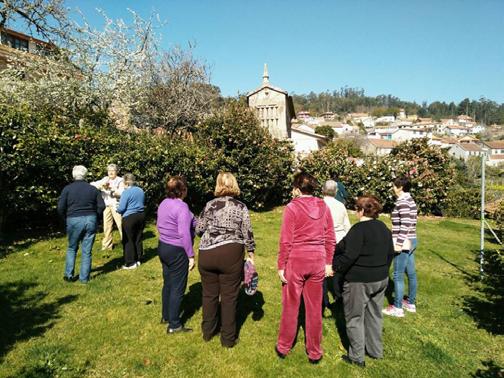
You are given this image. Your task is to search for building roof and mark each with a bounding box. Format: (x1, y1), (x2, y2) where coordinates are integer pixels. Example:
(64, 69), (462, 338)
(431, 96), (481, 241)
(348, 112), (369, 118)
(489, 154), (504, 160)
(441, 137), (458, 144)
(246, 64), (288, 97)
(458, 143), (482, 152)
(0, 27), (53, 48)
(291, 126), (327, 140)
(367, 139), (397, 149)
(484, 141), (504, 149)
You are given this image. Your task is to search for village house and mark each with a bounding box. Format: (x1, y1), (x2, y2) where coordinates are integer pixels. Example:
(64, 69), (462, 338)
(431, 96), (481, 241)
(0, 27), (53, 69)
(361, 138), (397, 156)
(448, 143), (483, 160)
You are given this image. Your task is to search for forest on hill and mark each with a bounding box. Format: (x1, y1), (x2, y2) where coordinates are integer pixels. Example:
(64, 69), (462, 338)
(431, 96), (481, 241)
(291, 87), (504, 125)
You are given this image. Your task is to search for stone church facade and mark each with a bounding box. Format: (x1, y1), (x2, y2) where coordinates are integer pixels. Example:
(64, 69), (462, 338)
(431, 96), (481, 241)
(246, 64), (296, 140)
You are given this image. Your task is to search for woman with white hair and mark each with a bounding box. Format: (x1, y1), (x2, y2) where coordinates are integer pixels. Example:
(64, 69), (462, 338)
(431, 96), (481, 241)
(322, 179), (351, 313)
(91, 164), (124, 251)
(117, 173), (145, 270)
(58, 165), (105, 283)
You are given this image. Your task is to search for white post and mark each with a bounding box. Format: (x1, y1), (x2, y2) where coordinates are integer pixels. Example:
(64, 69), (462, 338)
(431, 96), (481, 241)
(480, 148), (487, 278)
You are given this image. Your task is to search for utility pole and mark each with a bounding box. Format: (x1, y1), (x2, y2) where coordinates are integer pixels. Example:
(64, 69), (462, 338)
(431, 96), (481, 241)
(480, 146), (488, 278)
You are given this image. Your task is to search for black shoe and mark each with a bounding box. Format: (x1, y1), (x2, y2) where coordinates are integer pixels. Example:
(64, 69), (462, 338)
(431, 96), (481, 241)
(63, 276), (75, 282)
(167, 326), (192, 334)
(203, 329), (220, 342)
(341, 355), (365, 367)
(275, 346), (287, 359)
(309, 356), (322, 364)
(222, 338), (239, 348)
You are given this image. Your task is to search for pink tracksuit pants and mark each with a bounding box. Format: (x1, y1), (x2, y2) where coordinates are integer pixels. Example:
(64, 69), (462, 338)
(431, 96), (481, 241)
(277, 256), (325, 360)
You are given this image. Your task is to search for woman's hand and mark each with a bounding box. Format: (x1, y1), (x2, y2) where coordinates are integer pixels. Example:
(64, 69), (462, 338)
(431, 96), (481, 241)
(188, 257), (195, 271)
(325, 264), (334, 277)
(278, 269), (287, 284)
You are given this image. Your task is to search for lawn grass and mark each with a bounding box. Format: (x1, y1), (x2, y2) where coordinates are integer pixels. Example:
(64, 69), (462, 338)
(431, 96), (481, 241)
(0, 209), (503, 377)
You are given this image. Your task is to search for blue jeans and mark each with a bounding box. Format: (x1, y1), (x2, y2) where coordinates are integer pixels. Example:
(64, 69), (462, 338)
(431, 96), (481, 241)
(393, 238), (417, 308)
(64, 215), (97, 282)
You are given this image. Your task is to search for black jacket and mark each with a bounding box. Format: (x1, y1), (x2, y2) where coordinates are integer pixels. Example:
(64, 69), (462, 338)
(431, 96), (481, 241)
(333, 219), (394, 283)
(57, 180), (105, 219)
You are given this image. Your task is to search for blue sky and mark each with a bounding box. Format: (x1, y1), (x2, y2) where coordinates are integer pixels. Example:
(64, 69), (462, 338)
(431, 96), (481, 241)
(64, 1), (504, 103)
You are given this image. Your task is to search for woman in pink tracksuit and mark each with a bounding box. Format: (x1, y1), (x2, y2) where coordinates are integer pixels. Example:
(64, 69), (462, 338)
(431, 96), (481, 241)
(276, 173), (336, 364)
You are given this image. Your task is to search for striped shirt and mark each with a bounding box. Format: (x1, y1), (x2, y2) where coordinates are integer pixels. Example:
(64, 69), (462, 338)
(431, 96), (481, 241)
(391, 192), (417, 247)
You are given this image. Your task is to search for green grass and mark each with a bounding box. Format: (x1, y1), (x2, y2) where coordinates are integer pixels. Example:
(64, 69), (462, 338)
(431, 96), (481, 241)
(0, 209), (503, 377)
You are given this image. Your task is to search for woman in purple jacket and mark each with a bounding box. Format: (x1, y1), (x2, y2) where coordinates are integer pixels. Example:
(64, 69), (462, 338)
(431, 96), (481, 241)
(156, 176), (196, 334)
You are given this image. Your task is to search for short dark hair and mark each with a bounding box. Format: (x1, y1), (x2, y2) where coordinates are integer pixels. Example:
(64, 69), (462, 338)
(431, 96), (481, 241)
(293, 172), (318, 195)
(166, 176), (187, 199)
(393, 176), (411, 192)
(355, 196), (383, 219)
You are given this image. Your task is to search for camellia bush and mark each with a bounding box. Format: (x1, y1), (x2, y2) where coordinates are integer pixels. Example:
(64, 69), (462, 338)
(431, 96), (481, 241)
(0, 102), (296, 234)
(195, 102), (295, 209)
(300, 138), (456, 214)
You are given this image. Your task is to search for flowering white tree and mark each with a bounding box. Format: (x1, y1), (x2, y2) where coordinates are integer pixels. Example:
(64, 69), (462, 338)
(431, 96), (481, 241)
(0, 4), (218, 130)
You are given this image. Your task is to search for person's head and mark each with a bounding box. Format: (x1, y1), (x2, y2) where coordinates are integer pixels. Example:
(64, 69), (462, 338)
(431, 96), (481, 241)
(322, 180), (338, 197)
(123, 173), (136, 188)
(293, 172), (318, 195)
(393, 176), (411, 196)
(166, 176), (187, 199)
(214, 172), (240, 197)
(72, 165), (88, 181)
(355, 196), (382, 219)
(107, 164), (118, 179)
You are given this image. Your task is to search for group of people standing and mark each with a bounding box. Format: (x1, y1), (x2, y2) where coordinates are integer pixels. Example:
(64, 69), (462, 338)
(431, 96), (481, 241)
(274, 172), (417, 366)
(57, 165), (418, 366)
(57, 164), (146, 282)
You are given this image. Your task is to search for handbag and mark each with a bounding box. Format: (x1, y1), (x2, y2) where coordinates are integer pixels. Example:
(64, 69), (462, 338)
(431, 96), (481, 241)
(243, 260), (259, 296)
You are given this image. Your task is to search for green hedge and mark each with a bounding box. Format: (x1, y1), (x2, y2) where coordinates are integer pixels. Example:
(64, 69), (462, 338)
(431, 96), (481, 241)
(300, 138), (455, 214)
(0, 103), (295, 233)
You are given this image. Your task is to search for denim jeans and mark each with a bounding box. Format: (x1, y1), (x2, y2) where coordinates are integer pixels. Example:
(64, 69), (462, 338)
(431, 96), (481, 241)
(64, 215), (97, 282)
(393, 238), (417, 308)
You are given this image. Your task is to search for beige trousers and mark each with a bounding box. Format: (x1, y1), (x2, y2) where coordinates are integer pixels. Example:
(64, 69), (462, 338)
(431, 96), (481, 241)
(102, 206), (123, 250)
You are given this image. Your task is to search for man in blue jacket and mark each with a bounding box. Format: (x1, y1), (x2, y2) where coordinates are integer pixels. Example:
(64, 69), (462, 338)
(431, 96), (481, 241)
(58, 165), (105, 283)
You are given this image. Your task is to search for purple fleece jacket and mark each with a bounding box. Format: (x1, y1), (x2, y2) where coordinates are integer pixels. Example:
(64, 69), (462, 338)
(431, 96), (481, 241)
(156, 198), (196, 257)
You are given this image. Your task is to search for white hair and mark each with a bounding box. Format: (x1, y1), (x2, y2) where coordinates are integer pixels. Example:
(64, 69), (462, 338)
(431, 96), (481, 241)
(107, 164), (118, 172)
(322, 180), (338, 197)
(72, 165), (88, 180)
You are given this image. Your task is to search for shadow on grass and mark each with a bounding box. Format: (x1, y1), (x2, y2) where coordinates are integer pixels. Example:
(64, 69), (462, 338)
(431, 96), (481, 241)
(181, 282), (203, 325)
(237, 290), (265, 337)
(471, 360), (503, 377)
(462, 249), (504, 335)
(92, 245), (158, 278)
(434, 247), (504, 335)
(0, 281), (78, 362)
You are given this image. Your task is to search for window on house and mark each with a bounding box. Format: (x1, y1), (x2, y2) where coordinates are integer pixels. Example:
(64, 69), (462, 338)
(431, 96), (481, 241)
(1, 33), (29, 51)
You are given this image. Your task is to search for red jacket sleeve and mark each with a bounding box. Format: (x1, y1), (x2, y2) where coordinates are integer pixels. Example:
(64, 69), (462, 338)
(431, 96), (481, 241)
(278, 205), (295, 270)
(324, 206), (336, 265)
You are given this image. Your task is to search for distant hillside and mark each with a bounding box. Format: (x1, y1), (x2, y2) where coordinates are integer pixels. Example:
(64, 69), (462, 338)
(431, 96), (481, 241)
(291, 87), (504, 125)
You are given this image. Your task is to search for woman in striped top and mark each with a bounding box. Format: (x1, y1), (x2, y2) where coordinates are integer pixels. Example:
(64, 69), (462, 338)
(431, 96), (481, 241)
(383, 176), (418, 318)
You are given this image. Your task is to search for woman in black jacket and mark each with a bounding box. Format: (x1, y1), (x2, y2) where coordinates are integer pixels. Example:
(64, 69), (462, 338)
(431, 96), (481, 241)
(333, 196), (394, 367)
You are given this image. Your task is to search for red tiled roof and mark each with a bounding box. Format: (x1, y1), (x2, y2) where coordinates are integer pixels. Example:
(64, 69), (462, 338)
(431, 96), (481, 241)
(367, 139), (397, 148)
(484, 141), (504, 149)
(458, 143), (482, 152)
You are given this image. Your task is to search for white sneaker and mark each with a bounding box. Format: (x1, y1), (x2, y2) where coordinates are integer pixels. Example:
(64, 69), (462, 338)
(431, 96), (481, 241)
(122, 264), (138, 270)
(136, 261), (141, 267)
(382, 305), (405, 317)
(402, 300), (417, 313)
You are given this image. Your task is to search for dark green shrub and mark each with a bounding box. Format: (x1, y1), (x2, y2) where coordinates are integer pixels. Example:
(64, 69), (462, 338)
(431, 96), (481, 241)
(195, 102), (295, 209)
